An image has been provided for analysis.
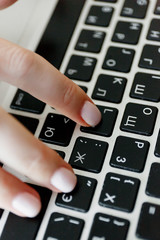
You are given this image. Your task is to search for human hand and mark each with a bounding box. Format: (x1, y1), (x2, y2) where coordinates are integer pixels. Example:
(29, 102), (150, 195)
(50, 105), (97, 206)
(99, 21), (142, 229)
(0, 0), (101, 217)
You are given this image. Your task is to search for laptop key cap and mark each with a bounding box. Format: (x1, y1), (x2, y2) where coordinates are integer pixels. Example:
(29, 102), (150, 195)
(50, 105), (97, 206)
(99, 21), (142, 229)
(56, 175), (97, 212)
(43, 212), (84, 240)
(65, 55), (96, 81)
(85, 5), (114, 27)
(81, 105), (118, 137)
(99, 172), (140, 212)
(139, 44), (160, 71)
(136, 202), (160, 240)
(102, 47), (135, 73)
(112, 21), (142, 45)
(75, 29), (105, 53)
(10, 89), (45, 114)
(39, 113), (76, 146)
(88, 213), (129, 240)
(147, 19), (160, 42)
(130, 72), (160, 102)
(92, 74), (127, 103)
(120, 103), (158, 136)
(69, 137), (108, 173)
(121, 0), (149, 19)
(146, 163), (160, 198)
(110, 136), (149, 172)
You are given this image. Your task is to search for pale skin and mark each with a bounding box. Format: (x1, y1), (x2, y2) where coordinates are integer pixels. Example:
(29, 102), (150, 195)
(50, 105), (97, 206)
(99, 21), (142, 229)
(0, 0), (101, 217)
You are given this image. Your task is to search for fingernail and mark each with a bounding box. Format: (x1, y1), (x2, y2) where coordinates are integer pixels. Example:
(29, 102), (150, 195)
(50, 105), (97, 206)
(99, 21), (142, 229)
(12, 193), (41, 218)
(81, 101), (101, 127)
(50, 168), (77, 193)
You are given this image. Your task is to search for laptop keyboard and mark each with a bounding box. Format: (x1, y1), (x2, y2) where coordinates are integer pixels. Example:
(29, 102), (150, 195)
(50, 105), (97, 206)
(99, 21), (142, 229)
(0, 0), (160, 239)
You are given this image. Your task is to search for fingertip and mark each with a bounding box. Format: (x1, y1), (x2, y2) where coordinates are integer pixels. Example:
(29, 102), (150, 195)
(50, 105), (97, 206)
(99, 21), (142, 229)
(12, 192), (41, 218)
(81, 101), (102, 127)
(50, 167), (77, 193)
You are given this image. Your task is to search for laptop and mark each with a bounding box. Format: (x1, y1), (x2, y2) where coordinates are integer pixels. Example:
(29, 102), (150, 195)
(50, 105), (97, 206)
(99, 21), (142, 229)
(0, 0), (160, 239)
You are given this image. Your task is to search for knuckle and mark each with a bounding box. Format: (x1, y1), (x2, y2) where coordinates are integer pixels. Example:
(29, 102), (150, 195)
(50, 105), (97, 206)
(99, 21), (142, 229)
(8, 47), (34, 80)
(26, 148), (47, 177)
(62, 83), (76, 106)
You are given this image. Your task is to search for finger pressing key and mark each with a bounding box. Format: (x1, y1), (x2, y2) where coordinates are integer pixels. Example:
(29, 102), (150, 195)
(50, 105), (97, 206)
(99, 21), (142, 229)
(0, 108), (77, 216)
(0, 38), (101, 127)
(0, 167), (41, 217)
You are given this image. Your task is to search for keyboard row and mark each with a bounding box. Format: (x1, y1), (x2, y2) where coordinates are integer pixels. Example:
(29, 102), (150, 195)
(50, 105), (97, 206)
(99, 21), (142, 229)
(1, 163), (160, 240)
(65, 45), (160, 82)
(1, 206), (160, 240)
(76, 19), (160, 52)
(86, 0), (155, 27)
(11, 108), (160, 167)
(10, 96), (160, 146)
(11, 71), (160, 109)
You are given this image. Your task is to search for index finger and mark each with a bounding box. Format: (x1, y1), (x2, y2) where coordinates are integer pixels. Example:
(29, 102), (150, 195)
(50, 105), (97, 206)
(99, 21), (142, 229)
(0, 38), (101, 127)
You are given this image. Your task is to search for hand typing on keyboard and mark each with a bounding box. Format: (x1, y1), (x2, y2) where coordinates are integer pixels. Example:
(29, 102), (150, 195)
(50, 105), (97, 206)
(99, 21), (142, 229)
(0, 0), (101, 218)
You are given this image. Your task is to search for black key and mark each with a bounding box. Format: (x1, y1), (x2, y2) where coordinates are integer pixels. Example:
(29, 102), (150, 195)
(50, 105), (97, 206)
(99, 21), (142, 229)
(56, 175), (97, 212)
(75, 29), (105, 53)
(85, 5), (114, 27)
(120, 103), (158, 136)
(81, 105), (118, 137)
(146, 163), (160, 198)
(147, 19), (160, 42)
(39, 113), (76, 146)
(1, 185), (52, 240)
(99, 172), (140, 212)
(136, 202), (160, 240)
(130, 72), (160, 102)
(112, 21), (142, 45)
(92, 74), (127, 103)
(36, 0), (86, 69)
(88, 213), (129, 240)
(12, 114), (39, 134)
(43, 212), (84, 240)
(64, 55), (96, 81)
(10, 89), (45, 114)
(69, 137), (108, 173)
(154, 0), (160, 15)
(121, 0), (149, 19)
(155, 130), (160, 157)
(110, 136), (149, 172)
(139, 44), (160, 71)
(102, 47), (135, 73)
